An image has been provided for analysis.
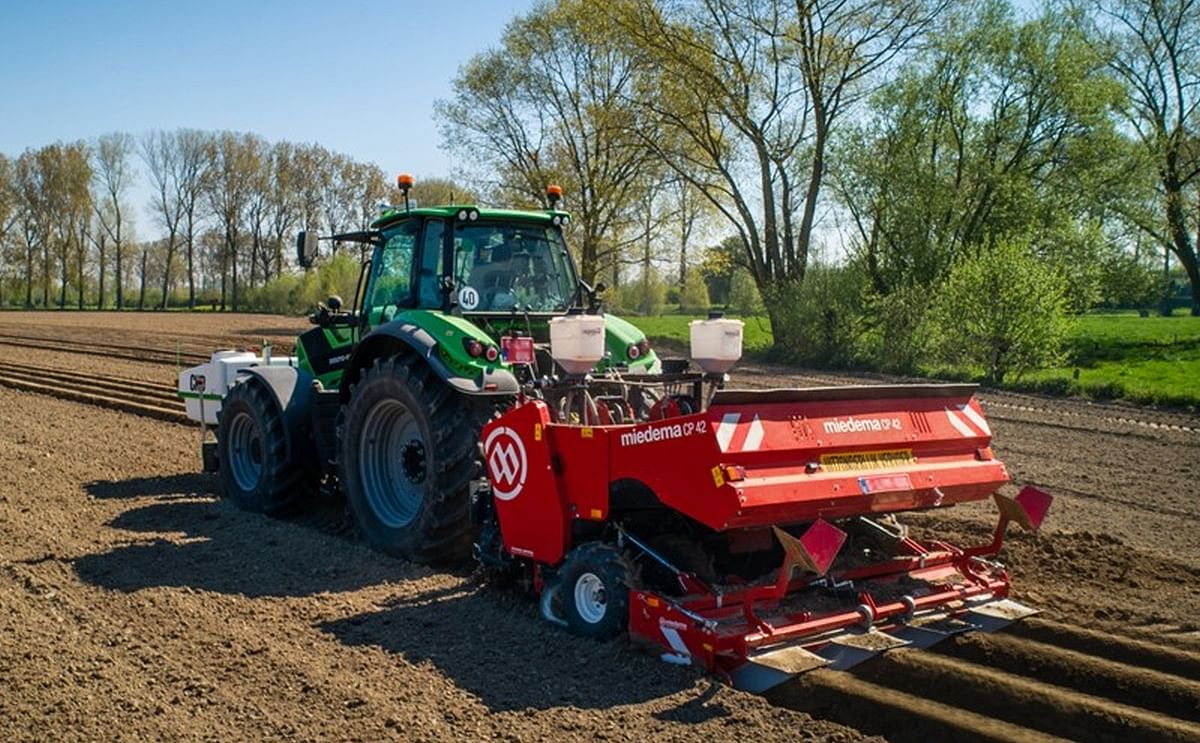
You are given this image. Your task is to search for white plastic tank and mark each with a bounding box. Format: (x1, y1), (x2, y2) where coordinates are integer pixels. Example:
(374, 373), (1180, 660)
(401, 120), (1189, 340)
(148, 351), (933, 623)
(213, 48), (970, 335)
(689, 316), (744, 374)
(549, 313), (607, 375)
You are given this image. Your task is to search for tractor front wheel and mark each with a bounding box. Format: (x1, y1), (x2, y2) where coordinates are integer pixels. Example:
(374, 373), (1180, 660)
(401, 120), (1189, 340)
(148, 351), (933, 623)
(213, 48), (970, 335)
(558, 542), (634, 640)
(339, 356), (491, 564)
(217, 379), (305, 514)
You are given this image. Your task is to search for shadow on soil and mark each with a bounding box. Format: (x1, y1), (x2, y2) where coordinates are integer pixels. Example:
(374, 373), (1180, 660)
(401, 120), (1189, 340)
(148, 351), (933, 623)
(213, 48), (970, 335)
(73, 474), (726, 716)
(84, 472), (216, 500)
(74, 474), (403, 599)
(318, 582), (721, 714)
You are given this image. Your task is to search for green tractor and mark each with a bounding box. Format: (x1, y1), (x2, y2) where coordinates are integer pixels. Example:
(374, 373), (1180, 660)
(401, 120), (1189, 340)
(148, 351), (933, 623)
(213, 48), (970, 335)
(185, 180), (659, 564)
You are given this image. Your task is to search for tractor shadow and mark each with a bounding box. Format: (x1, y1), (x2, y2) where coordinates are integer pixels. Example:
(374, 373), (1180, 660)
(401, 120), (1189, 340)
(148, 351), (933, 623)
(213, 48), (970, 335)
(318, 583), (726, 714)
(84, 472), (216, 500)
(74, 474), (416, 599)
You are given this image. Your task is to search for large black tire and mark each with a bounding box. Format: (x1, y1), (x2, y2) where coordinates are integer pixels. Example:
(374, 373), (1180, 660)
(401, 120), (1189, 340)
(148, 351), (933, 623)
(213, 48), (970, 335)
(338, 355), (492, 564)
(217, 378), (307, 514)
(558, 542), (635, 640)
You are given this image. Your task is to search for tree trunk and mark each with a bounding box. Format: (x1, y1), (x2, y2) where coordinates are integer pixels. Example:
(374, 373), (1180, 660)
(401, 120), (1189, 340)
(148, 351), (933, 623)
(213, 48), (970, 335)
(160, 237), (176, 310)
(115, 245), (123, 310)
(77, 242), (84, 310)
(1163, 159), (1199, 315)
(24, 246), (33, 308)
(42, 243), (50, 307)
(98, 241), (106, 309)
(186, 227), (196, 310)
(138, 248), (147, 310)
(59, 248), (68, 308)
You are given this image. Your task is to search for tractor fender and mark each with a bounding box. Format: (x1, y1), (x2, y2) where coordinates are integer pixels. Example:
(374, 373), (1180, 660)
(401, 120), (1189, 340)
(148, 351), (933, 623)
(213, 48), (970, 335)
(235, 365), (316, 463)
(342, 322), (519, 400)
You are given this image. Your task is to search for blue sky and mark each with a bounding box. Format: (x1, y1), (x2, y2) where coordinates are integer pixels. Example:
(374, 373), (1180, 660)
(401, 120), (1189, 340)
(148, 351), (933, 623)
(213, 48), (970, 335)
(0, 1), (533, 181)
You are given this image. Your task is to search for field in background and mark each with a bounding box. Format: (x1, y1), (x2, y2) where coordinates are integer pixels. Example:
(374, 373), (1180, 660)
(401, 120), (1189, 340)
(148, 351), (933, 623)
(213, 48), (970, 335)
(639, 310), (1200, 408)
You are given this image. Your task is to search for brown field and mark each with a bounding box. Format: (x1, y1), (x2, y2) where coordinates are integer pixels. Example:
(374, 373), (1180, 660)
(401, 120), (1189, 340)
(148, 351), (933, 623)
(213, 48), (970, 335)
(1, 311), (1197, 742)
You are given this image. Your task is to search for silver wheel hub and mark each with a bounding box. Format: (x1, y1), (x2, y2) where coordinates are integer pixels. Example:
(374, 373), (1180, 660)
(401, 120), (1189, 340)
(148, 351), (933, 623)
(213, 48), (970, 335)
(227, 411), (263, 492)
(574, 572), (607, 624)
(358, 398), (428, 528)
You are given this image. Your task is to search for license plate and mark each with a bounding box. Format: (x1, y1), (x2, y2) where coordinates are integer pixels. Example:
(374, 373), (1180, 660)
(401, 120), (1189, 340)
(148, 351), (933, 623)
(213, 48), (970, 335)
(501, 336), (536, 364)
(819, 449), (914, 473)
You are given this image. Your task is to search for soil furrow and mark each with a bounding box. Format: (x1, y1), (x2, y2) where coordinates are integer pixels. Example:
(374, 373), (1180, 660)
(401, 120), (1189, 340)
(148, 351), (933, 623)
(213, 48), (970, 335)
(853, 648), (1200, 742)
(770, 670), (1071, 743)
(936, 631), (1200, 722)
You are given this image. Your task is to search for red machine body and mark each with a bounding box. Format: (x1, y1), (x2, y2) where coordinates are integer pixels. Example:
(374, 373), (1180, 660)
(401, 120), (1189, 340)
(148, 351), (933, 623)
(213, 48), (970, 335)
(483, 384), (1007, 564)
(480, 383), (1049, 690)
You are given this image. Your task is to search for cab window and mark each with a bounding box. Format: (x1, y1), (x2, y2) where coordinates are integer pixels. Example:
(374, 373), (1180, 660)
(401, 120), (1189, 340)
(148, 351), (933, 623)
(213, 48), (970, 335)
(367, 220), (420, 324)
(417, 219), (445, 308)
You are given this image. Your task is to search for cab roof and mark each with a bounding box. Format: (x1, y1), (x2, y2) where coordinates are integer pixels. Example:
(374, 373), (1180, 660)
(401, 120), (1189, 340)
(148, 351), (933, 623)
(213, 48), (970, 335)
(371, 205), (571, 230)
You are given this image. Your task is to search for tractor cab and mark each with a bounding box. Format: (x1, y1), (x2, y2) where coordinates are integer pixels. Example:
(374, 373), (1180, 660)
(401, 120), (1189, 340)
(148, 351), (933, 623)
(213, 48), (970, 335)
(293, 177), (658, 392)
(363, 206), (578, 323)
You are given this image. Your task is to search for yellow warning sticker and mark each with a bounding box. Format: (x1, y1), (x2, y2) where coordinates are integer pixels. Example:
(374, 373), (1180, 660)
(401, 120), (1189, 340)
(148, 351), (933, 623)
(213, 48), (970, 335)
(819, 449), (915, 473)
(581, 427), (594, 439)
(711, 465), (726, 487)
(534, 424), (542, 442)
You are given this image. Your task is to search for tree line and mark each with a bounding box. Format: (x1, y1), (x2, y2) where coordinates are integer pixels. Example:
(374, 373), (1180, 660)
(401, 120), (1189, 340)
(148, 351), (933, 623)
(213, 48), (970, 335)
(438, 0), (1198, 380)
(0, 131), (414, 312)
(1, 0), (1196, 380)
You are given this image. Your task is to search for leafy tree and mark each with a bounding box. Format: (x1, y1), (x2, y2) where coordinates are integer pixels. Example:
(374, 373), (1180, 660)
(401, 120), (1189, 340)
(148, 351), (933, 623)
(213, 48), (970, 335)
(834, 1), (1123, 295)
(1083, 0), (1200, 314)
(727, 269), (764, 316)
(679, 273), (710, 313)
(929, 239), (1071, 384)
(616, 0), (944, 355)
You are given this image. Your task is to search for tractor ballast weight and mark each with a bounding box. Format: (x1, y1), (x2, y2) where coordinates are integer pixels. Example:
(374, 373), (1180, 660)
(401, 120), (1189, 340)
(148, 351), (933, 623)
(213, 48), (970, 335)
(479, 381), (1052, 691)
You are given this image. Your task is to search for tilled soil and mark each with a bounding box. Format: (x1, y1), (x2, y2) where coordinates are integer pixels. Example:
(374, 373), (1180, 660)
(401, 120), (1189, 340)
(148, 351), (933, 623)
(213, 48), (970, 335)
(0, 388), (864, 742)
(1, 311), (1198, 742)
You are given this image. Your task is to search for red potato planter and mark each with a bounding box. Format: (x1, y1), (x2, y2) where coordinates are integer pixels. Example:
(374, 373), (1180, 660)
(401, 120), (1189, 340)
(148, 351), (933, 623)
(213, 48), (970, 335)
(479, 381), (1052, 692)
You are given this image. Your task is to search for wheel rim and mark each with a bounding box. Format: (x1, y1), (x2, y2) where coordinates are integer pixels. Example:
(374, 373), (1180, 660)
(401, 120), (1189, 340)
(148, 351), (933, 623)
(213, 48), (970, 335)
(358, 397), (428, 528)
(227, 411), (264, 492)
(574, 572), (607, 624)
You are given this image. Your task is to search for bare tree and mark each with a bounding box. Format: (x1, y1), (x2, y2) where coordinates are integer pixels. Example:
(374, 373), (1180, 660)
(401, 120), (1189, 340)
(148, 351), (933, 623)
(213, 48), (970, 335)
(93, 133), (135, 309)
(206, 132), (259, 311)
(176, 129), (211, 309)
(265, 141), (302, 277)
(14, 151), (45, 308)
(141, 131), (186, 309)
(0, 155), (17, 306)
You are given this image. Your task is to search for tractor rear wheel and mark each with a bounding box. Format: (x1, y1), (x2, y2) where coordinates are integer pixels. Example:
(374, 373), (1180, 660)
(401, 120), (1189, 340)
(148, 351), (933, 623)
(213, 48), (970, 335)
(338, 355), (491, 564)
(217, 379), (306, 514)
(558, 542), (634, 640)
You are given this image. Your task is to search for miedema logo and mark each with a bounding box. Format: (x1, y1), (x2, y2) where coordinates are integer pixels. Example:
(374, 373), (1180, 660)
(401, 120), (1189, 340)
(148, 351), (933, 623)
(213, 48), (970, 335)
(485, 427), (527, 501)
(822, 416), (904, 435)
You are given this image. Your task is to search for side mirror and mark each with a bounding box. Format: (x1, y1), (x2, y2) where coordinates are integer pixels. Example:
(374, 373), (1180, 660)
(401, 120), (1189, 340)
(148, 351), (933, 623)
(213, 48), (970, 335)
(296, 231), (318, 268)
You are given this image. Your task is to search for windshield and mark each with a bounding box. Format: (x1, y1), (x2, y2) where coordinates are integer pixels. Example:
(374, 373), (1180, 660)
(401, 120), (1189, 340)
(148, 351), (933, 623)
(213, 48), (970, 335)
(452, 222), (576, 312)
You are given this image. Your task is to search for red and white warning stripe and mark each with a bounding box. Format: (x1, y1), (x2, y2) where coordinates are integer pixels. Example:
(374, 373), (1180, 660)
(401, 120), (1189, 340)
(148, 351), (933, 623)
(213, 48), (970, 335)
(716, 413), (765, 453)
(944, 403), (991, 438)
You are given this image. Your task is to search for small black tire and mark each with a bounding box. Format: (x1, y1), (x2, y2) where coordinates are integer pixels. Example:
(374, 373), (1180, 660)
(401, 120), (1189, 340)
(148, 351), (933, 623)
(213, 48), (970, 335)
(558, 542), (634, 640)
(216, 378), (306, 514)
(338, 355), (493, 565)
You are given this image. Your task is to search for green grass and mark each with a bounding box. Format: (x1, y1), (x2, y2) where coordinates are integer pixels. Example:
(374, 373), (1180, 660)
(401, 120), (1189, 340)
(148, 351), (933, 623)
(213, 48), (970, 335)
(634, 314), (776, 356)
(636, 309), (1200, 409)
(1016, 311), (1200, 408)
